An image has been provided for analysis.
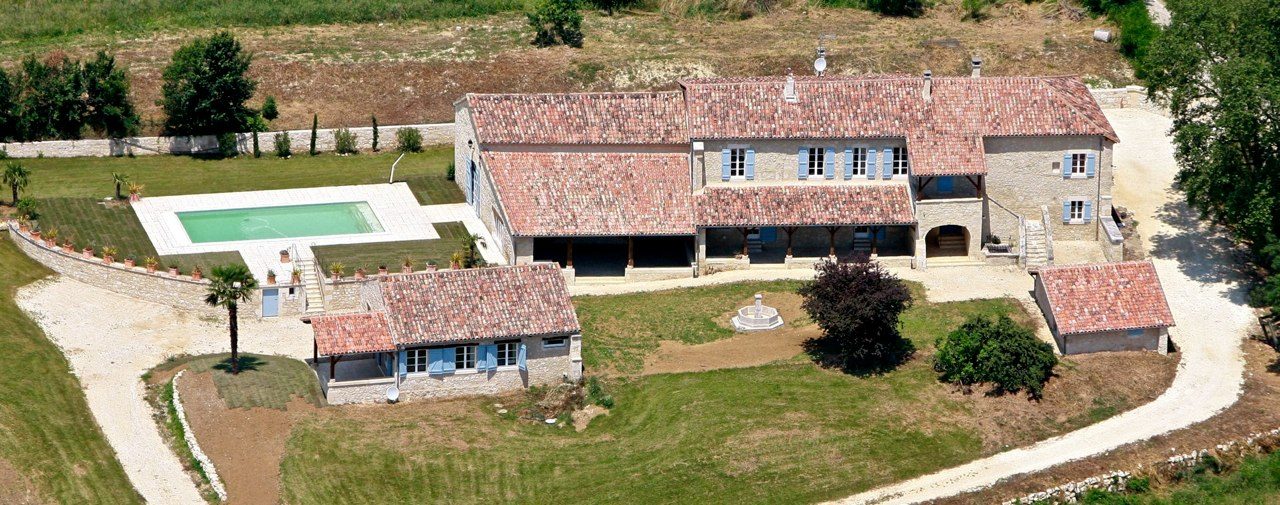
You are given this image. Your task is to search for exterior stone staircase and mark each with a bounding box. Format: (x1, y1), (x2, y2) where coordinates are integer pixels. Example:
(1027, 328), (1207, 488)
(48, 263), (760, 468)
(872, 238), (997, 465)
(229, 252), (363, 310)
(1023, 220), (1050, 270)
(296, 258), (325, 313)
(853, 231), (872, 254)
(936, 234), (967, 256)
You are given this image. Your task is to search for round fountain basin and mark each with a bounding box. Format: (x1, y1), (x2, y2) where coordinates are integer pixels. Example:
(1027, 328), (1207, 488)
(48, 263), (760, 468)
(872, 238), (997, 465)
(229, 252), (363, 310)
(732, 305), (783, 331)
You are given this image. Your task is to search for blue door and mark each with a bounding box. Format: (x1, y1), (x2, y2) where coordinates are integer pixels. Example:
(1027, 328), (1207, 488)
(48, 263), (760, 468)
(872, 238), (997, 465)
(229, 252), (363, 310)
(261, 288), (279, 317)
(467, 160), (477, 205)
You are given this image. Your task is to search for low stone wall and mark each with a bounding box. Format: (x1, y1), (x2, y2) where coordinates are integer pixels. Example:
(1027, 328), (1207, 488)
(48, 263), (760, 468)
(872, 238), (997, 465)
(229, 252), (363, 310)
(172, 371), (228, 501)
(625, 265), (695, 282)
(0, 122), (454, 158)
(1090, 86), (1170, 117)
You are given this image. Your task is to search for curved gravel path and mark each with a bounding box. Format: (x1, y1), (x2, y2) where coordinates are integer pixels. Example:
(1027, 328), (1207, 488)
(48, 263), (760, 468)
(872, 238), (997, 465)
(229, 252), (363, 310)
(16, 279), (311, 505)
(828, 109), (1255, 504)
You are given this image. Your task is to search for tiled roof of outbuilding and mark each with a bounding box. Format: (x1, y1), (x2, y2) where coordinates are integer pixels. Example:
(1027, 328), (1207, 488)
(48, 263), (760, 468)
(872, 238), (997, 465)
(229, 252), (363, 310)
(310, 312), (395, 356)
(694, 184), (916, 228)
(484, 151), (695, 237)
(466, 92), (689, 145)
(1038, 261), (1175, 336)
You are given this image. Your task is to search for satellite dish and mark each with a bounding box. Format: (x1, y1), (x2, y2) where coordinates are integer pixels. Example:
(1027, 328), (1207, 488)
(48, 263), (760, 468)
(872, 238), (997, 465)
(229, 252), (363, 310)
(386, 385), (400, 403)
(814, 56), (827, 75)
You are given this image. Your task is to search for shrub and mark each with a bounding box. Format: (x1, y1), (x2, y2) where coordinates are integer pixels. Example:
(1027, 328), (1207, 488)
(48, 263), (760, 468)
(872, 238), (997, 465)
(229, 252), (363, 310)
(396, 127), (423, 153)
(865, 0), (926, 17)
(446, 161), (456, 181)
(309, 113), (318, 156)
(528, 0), (584, 48)
(82, 51), (141, 138)
(15, 197), (37, 219)
(1125, 476), (1151, 493)
(590, 0), (637, 15)
(273, 131), (292, 158)
(799, 256), (914, 371)
(371, 114), (379, 151)
(216, 132), (237, 158)
(961, 0), (989, 20)
(334, 127), (358, 155)
(261, 95), (279, 122)
(585, 377), (615, 408)
(933, 315), (1057, 398)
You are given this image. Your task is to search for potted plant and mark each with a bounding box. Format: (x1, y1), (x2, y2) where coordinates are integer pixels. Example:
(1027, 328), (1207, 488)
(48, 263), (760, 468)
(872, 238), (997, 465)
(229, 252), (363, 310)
(328, 262), (345, 282)
(124, 255), (136, 268)
(425, 260), (438, 272)
(266, 269), (277, 285)
(16, 217), (29, 233)
(42, 227), (58, 247)
(168, 263), (180, 276)
(61, 238), (74, 252)
(29, 227), (40, 241)
(401, 256), (414, 274)
(378, 265), (388, 276)
(144, 256), (159, 273)
(280, 249), (291, 263)
(82, 246), (94, 259)
(191, 265), (203, 280)
(101, 246), (117, 264)
(450, 252), (464, 270)
(291, 267), (302, 284)
(128, 182), (145, 202)
(354, 267), (366, 280)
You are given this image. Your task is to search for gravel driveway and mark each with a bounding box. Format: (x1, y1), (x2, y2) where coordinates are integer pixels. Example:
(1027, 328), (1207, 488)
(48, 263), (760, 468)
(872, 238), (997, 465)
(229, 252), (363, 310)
(828, 109), (1256, 504)
(16, 279), (312, 505)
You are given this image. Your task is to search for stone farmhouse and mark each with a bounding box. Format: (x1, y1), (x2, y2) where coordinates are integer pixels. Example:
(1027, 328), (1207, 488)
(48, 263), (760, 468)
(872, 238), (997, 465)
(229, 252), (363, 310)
(307, 263), (583, 404)
(1034, 261), (1175, 355)
(454, 64), (1123, 282)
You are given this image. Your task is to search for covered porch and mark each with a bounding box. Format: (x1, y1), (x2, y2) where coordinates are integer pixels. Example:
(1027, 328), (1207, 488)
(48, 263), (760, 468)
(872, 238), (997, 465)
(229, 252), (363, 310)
(523, 235), (696, 282)
(702, 225), (915, 268)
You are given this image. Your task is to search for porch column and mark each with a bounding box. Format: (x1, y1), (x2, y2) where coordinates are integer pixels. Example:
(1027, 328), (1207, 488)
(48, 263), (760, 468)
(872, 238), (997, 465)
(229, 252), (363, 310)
(871, 226), (880, 257)
(826, 226), (839, 258)
(566, 238), (574, 268)
(328, 355), (341, 381)
(394, 351), (401, 387)
(312, 339), (318, 364)
(783, 227), (798, 258)
(739, 228), (751, 258)
(627, 236), (635, 268)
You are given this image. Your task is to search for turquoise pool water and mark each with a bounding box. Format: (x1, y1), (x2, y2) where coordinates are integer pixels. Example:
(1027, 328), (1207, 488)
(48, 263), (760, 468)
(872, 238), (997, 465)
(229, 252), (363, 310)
(177, 202), (385, 243)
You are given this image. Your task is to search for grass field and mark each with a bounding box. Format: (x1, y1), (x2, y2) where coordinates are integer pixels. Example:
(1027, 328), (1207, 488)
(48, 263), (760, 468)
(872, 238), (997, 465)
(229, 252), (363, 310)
(0, 237), (140, 503)
(313, 222), (474, 274)
(1081, 450), (1280, 504)
(16, 149), (465, 273)
(150, 353), (324, 410)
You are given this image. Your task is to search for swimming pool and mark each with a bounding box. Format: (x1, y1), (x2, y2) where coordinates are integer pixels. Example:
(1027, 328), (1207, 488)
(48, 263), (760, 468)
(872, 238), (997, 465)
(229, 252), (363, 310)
(177, 202), (385, 243)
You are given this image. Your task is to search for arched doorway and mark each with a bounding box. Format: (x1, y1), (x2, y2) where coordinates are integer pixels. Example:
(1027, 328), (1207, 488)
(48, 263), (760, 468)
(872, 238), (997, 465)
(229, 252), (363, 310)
(925, 225), (969, 258)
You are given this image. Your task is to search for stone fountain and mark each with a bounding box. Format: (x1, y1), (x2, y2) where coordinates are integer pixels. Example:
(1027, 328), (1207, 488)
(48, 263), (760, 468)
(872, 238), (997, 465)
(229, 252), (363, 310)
(731, 293), (783, 331)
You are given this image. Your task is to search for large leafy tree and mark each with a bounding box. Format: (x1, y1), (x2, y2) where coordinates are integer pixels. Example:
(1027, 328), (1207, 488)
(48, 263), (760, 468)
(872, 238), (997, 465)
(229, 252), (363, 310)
(160, 31), (257, 135)
(82, 51), (140, 139)
(528, 0), (584, 48)
(16, 55), (86, 141)
(204, 264), (258, 374)
(798, 256), (914, 371)
(0, 68), (16, 142)
(1145, 0), (1280, 307)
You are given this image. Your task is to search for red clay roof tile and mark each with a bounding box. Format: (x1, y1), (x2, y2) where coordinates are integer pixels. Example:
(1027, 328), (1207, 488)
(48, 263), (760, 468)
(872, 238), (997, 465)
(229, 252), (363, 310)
(1038, 261), (1175, 335)
(467, 92), (689, 145)
(695, 184), (916, 228)
(310, 312), (395, 356)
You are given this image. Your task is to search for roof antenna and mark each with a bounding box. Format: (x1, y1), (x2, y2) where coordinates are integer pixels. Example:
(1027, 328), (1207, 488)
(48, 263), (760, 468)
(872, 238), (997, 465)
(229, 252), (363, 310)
(814, 34), (834, 76)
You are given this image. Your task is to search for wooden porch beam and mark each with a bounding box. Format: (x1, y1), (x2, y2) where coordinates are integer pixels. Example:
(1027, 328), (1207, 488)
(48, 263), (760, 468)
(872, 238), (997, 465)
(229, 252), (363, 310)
(783, 227), (798, 257)
(566, 238), (574, 268)
(627, 236), (635, 268)
(739, 228), (751, 258)
(826, 226), (840, 258)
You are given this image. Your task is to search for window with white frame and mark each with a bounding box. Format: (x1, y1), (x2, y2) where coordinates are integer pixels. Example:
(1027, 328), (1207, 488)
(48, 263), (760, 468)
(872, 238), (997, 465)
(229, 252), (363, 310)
(455, 344), (477, 370)
(496, 340), (520, 367)
(849, 147), (868, 176)
(542, 336), (568, 349)
(729, 148), (746, 177)
(1069, 200), (1085, 221)
(892, 147), (910, 176)
(807, 147), (825, 176)
(405, 348), (429, 373)
(1070, 153), (1088, 176)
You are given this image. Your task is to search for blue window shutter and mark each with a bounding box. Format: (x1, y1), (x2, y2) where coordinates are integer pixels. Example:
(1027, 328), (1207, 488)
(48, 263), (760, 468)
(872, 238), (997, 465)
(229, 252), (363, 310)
(797, 147), (808, 180)
(1062, 152), (1073, 177)
(843, 148), (853, 179)
(824, 147), (836, 179)
(745, 148), (756, 180)
(397, 350), (407, 376)
(1083, 200), (1094, 222)
(482, 345), (497, 370)
(882, 148), (894, 179)
(427, 349), (444, 376)
(1086, 152), (1097, 177)
(867, 148), (878, 179)
(442, 347), (456, 374)
(1062, 201), (1072, 223)
(937, 176), (953, 193)
(720, 148), (731, 181)
(517, 343), (528, 371)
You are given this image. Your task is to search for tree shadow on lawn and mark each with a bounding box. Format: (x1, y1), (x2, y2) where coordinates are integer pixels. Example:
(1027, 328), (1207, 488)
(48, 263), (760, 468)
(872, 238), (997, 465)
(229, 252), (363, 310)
(1148, 197), (1256, 305)
(801, 334), (916, 376)
(211, 355), (266, 374)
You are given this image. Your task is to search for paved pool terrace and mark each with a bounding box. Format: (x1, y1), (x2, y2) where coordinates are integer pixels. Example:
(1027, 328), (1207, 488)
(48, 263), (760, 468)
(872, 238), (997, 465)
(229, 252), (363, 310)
(133, 183), (504, 281)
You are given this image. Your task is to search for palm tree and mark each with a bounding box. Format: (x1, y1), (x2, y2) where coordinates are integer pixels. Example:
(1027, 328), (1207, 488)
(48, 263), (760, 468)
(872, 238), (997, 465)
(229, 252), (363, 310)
(204, 264), (258, 374)
(3, 162), (30, 207)
(111, 172), (129, 200)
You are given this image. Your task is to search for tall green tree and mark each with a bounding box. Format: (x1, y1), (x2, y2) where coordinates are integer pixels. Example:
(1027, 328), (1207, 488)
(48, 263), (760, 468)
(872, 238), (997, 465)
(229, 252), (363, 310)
(159, 31), (257, 135)
(3, 162), (30, 206)
(528, 0), (584, 48)
(82, 51), (140, 139)
(260, 95), (279, 122)
(16, 55), (86, 141)
(0, 68), (16, 142)
(203, 264), (258, 374)
(798, 256), (914, 371)
(1145, 0), (1280, 307)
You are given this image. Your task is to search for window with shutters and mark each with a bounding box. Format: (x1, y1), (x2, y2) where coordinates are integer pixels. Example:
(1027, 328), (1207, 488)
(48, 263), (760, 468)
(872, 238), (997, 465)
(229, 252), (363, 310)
(892, 147), (910, 176)
(729, 148), (746, 177)
(405, 348), (429, 373)
(849, 147), (869, 176)
(455, 345), (477, 370)
(807, 147), (825, 177)
(496, 340), (520, 367)
(1069, 200), (1085, 221)
(1070, 153), (1088, 176)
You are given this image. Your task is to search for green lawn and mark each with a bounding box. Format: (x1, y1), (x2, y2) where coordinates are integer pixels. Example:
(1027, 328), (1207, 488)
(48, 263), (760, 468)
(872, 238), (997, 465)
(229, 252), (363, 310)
(279, 281), (1044, 504)
(313, 221), (473, 274)
(0, 237), (140, 503)
(1082, 451), (1280, 504)
(150, 353), (324, 410)
(19, 149), (465, 273)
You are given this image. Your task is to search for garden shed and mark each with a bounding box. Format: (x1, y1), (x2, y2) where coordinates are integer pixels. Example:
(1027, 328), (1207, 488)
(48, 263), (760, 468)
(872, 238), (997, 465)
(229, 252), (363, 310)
(1034, 261), (1175, 355)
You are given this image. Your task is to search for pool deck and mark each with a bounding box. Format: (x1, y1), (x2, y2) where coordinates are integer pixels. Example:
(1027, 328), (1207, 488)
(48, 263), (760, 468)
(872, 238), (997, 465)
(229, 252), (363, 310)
(133, 184), (505, 281)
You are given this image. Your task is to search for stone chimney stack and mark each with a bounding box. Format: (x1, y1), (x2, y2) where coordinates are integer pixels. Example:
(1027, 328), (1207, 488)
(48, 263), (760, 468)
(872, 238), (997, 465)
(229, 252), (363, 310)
(784, 69), (798, 103)
(970, 56), (983, 78)
(922, 70), (933, 101)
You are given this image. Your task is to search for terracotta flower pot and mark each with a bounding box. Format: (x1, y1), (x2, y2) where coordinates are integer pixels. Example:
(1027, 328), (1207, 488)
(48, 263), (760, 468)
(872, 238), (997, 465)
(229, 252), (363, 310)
(331, 273), (341, 282)
(129, 193), (141, 202)
(146, 264), (157, 274)
(401, 265), (413, 274)
(62, 243), (74, 253)
(124, 259), (136, 268)
(378, 266), (388, 276)
(169, 267), (180, 276)
(354, 269), (366, 280)
(191, 270), (203, 280)
(291, 272), (302, 284)
(30, 230), (40, 240)
(102, 255), (114, 265)
(44, 238), (57, 247)
(451, 262), (461, 270)
(267, 273), (277, 285)
(280, 250), (291, 263)
(82, 248), (94, 259)
(425, 264), (437, 272)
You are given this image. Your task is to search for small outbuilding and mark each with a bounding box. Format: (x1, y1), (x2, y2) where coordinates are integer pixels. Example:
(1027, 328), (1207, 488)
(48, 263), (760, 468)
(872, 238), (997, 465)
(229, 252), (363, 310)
(1034, 261), (1175, 355)
(308, 263), (583, 404)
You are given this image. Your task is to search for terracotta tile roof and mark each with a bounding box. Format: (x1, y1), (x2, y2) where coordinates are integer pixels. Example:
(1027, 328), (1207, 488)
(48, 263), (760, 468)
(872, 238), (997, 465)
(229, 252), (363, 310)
(311, 312), (395, 356)
(466, 92), (689, 145)
(379, 263), (579, 346)
(484, 151), (694, 236)
(906, 133), (987, 176)
(695, 184), (916, 228)
(1038, 261), (1175, 335)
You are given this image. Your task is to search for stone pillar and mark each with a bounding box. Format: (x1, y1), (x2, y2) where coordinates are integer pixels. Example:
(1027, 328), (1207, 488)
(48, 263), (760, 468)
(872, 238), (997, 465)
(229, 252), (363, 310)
(695, 228), (707, 275)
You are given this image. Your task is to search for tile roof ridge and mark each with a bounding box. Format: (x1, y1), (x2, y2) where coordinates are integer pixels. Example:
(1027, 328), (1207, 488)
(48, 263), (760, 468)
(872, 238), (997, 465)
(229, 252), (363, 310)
(469, 91), (683, 99)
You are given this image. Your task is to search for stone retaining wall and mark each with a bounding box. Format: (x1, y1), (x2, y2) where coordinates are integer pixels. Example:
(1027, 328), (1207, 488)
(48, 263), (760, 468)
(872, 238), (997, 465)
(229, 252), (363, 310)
(0, 122), (454, 158)
(172, 371), (227, 501)
(1090, 86), (1170, 117)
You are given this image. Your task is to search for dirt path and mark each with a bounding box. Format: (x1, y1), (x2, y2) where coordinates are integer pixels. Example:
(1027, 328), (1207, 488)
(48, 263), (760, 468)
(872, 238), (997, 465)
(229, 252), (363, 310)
(643, 292), (816, 375)
(826, 109), (1256, 504)
(15, 279), (312, 505)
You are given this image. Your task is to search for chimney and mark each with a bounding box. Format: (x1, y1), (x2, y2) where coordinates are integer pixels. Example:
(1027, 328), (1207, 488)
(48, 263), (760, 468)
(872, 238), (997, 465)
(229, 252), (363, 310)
(784, 69), (798, 103)
(922, 70), (932, 101)
(970, 56), (982, 78)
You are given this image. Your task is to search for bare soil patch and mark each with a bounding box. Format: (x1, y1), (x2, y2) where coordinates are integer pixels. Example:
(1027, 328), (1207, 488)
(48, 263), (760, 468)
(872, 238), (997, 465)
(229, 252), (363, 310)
(179, 371), (317, 505)
(0, 457), (47, 505)
(643, 291), (816, 374)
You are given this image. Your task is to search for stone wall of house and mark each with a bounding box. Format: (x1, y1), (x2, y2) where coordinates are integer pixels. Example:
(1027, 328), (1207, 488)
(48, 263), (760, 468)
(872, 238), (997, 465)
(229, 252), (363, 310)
(0, 123), (453, 158)
(454, 104), (518, 263)
(1062, 327), (1167, 355)
(915, 198), (985, 263)
(697, 138), (909, 189)
(322, 278), (368, 313)
(625, 266), (694, 282)
(984, 135), (1114, 243)
(322, 334), (584, 404)
(1089, 86), (1170, 117)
